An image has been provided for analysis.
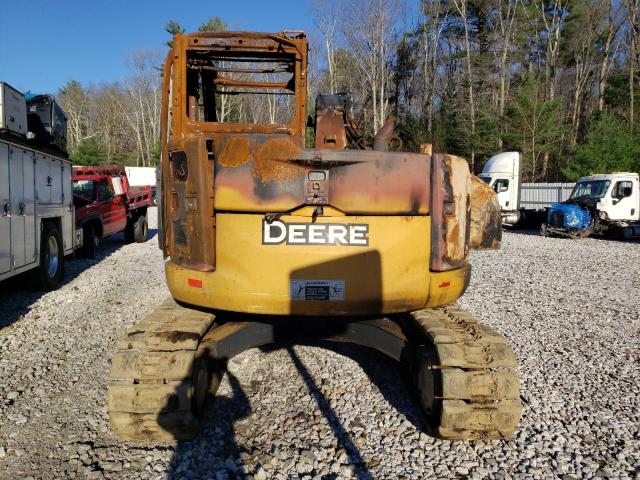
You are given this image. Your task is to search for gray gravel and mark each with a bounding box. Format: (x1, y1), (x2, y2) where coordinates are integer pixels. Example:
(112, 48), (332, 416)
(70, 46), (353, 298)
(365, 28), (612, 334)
(0, 211), (638, 479)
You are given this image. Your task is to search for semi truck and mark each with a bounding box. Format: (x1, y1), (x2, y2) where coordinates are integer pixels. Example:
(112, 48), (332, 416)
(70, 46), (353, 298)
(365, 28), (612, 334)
(0, 81), (78, 289)
(542, 172), (640, 239)
(479, 151), (574, 226)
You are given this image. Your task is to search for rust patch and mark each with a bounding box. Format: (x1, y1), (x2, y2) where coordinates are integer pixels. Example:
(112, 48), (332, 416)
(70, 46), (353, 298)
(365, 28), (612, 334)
(468, 174), (502, 250)
(430, 154), (470, 271)
(219, 136), (250, 167)
(251, 138), (302, 183)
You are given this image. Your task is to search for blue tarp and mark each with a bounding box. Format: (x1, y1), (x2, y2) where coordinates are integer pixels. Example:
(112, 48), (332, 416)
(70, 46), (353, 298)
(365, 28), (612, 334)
(548, 203), (591, 229)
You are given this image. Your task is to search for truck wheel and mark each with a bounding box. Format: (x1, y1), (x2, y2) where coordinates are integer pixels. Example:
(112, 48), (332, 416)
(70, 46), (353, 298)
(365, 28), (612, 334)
(30, 222), (64, 290)
(133, 214), (148, 243)
(82, 223), (100, 258)
(124, 219), (135, 244)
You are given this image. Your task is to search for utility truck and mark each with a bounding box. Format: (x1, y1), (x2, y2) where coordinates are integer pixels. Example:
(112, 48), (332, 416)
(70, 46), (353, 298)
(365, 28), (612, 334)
(0, 81), (78, 289)
(542, 172), (640, 239)
(479, 151), (574, 226)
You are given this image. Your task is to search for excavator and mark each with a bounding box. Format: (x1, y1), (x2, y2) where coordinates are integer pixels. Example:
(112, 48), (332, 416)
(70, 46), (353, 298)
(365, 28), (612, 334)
(107, 30), (521, 442)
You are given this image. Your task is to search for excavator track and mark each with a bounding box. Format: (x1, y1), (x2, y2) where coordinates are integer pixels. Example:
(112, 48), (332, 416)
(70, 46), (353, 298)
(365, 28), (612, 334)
(107, 298), (218, 441)
(409, 304), (522, 440)
(108, 300), (521, 442)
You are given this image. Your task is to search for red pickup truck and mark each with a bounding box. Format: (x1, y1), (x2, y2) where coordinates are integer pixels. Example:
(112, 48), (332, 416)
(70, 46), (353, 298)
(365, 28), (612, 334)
(72, 165), (153, 257)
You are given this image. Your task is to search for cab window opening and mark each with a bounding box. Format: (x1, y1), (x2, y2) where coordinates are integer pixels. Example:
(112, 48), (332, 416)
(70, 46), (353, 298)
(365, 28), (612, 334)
(186, 49), (296, 126)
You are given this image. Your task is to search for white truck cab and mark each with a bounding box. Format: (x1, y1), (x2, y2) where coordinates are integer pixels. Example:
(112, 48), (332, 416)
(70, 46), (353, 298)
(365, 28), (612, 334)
(478, 152), (521, 210)
(479, 152), (522, 224)
(570, 173), (639, 222)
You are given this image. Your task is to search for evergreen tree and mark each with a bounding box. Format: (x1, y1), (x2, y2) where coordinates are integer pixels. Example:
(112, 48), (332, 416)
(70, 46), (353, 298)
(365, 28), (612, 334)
(198, 16), (228, 32)
(165, 20), (184, 48)
(70, 137), (107, 166)
(564, 113), (640, 179)
(503, 76), (565, 181)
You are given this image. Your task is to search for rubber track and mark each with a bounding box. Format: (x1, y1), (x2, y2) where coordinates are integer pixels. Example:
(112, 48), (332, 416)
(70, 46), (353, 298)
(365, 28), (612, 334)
(107, 298), (216, 441)
(411, 304), (522, 440)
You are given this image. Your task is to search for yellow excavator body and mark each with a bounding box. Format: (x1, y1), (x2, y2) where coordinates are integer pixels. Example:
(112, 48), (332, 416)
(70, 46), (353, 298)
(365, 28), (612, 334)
(166, 212), (470, 315)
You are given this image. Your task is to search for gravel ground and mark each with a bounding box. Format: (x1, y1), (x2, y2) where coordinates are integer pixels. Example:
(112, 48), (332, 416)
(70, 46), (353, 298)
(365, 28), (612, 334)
(0, 209), (638, 480)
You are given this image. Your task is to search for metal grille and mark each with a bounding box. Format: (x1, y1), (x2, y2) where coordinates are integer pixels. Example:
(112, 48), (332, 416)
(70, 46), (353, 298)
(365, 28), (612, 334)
(170, 151), (188, 181)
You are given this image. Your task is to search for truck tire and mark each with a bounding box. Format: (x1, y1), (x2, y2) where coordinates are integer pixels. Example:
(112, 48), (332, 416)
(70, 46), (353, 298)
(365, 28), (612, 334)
(82, 223), (100, 259)
(30, 222), (64, 290)
(124, 219), (135, 244)
(133, 214), (148, 243)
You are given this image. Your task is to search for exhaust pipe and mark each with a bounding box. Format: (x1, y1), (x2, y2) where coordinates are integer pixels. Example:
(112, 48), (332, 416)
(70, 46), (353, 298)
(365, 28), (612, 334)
(373, 116), (395, 151)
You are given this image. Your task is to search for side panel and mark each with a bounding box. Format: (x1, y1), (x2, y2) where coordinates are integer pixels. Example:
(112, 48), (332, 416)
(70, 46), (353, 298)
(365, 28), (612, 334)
(0, 143), (10, 275)
(35, 153), (52, 203)
(50, 157), (63, 204)
(430, 154), (470, 272)
(22, 149), (36, 267)
(61, 161), (73, 252)
(9, 147), (26, 268)
(520, 182), (575, 210)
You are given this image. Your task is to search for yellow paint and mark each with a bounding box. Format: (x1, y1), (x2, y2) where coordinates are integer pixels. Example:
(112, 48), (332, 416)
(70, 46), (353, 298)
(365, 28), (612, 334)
(424, 263), (471, 308)
(166, 213), (470, 315)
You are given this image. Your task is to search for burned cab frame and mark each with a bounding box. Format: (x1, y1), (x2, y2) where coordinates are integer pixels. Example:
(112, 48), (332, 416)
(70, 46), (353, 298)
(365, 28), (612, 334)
(159, 31), (308, 269)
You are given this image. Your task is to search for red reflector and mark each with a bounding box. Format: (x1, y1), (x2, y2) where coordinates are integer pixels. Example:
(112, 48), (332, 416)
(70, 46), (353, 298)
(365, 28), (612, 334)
(438, 281), (451, 288)
(188, 278), (203, 288)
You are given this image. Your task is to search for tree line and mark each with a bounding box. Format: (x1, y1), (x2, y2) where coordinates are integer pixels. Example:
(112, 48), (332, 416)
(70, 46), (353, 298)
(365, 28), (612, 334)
(60, 3), (640, 181)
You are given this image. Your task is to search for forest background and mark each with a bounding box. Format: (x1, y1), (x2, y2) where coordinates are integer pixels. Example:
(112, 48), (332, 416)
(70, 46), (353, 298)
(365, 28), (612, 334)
(57, 0), (640, 181)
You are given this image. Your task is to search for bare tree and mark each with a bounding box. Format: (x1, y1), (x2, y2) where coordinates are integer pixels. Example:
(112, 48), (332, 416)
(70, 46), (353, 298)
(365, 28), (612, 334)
(419, 0), (450, 136)
(340, 0), (401, 133)
(625, 0), (640, 127)
(118, 51), (163, 166)
(494, 0), (520, 147)
(57, 80), (93, 150)
(313, 0), (340, 94)
(597, 0), (623, 112)
(452, 0), (477, 169)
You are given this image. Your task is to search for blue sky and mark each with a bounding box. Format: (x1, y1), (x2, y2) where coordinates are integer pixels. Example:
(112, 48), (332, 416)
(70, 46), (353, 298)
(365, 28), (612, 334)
(0, 0), (315, 95)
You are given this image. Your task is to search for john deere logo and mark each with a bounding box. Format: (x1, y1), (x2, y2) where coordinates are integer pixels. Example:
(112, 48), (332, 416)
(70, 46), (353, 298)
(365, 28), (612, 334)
(262, 220), (369, 246)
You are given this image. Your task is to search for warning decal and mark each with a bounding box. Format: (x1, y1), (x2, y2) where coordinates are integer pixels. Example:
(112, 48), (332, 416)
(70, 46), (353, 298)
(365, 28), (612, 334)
(290, 280), (345, 301)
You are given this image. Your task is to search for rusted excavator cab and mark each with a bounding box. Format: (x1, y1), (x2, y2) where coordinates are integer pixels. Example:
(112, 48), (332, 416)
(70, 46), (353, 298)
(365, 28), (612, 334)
(108, 31), (518, 444)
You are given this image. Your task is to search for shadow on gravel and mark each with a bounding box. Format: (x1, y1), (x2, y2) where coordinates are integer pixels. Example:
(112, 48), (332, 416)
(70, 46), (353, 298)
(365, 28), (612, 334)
(166, 369), (251, 480)
(285, 344), (374, 480)
(163, 340), (406, 480)
(0, 229), (157, 329)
